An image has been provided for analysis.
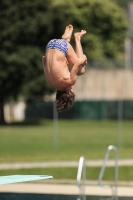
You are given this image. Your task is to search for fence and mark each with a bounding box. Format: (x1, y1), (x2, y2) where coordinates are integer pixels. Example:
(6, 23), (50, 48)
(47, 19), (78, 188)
(25, 100), (133, 120)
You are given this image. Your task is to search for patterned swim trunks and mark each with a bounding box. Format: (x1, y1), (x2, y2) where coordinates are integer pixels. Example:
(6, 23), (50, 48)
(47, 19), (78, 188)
(46, 39), (68, 55)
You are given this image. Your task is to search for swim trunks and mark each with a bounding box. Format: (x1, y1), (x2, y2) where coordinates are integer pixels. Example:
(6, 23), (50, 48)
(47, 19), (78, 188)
(46, 39), (68, 55)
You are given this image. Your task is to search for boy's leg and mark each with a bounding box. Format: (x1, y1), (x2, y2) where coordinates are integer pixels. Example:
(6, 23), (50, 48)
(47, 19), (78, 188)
(62, 24), (73, 42)
(66, 30), (86, 67)
(62, 25), (87, 68)
(62, 25), (86, 57)
(74, 30), (86, 58)
(74, 31), (87, 75)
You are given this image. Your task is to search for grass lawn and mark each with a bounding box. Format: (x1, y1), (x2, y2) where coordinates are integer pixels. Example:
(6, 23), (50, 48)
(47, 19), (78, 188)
(0, 120), (132, 162)
(0, 166), (133, 182)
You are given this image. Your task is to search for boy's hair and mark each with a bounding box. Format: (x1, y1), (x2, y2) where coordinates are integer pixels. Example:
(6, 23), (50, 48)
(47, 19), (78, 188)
(56, 90), (75, 112)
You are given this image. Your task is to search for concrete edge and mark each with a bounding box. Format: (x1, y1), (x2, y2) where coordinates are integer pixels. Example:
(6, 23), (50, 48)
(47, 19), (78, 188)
(0, 183), (133, 197)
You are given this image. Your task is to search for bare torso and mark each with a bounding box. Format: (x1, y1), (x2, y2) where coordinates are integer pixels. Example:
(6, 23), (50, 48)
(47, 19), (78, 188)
(43, 49), (71, 90)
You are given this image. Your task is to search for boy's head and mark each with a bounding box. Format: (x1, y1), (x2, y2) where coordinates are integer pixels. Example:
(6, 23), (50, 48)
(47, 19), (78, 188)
(56, 89), (75, 112)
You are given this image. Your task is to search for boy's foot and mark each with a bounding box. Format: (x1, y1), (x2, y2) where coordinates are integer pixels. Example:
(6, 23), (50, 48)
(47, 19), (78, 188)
(62, 24), (73, 42)
(74, 30), (86, 40)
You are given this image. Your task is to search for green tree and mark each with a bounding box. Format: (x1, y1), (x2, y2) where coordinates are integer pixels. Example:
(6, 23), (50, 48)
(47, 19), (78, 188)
(0, 0), (54, 124)
(52, 0), (128, 59)
(112, 0), (133, 8)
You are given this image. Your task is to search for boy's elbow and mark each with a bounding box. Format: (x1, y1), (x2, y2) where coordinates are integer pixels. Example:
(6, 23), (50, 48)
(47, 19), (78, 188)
(77, 68), (85, 76)
(77, 72), (85, 76)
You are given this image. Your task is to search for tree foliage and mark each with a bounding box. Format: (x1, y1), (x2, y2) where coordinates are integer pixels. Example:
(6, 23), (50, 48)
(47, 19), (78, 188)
(112, 0), (133, 8)
(52, 0), (128, 59)
(0, 0), (54, 100)
(0, 0), (54, 123)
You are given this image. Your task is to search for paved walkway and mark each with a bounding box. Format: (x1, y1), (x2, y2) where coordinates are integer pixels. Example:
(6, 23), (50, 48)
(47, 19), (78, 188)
(0, 159), (133, 170)
(0, 183), (133, 197)
(0, 159), (133, 197)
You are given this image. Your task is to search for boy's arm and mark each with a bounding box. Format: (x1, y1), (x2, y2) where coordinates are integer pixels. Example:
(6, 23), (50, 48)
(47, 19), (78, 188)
(70, 54), (87, 83)
(77, 61), (87, 76)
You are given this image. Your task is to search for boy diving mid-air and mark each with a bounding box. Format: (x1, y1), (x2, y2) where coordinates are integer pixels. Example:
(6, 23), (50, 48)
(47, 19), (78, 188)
(42, 24), (87, 112)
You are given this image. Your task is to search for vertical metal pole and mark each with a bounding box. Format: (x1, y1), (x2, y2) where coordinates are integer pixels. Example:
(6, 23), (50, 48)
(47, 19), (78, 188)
(114, 146), (118, 200)
(82, 158), (86, 200)
(77, 156), (86, 200)
(118, 101), (123, 149)
(53, 101), (58, 153)
(125, 38), (132, 69)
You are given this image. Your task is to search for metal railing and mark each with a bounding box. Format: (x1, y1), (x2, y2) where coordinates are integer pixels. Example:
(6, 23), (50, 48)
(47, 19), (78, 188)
(97, 145), (118, 200)
(76, 156), (86, 200)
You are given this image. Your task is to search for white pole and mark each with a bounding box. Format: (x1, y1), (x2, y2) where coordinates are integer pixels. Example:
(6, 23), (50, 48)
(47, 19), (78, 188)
(118, 101), (123, 149)
(53, 101), (58, 153)
(125, 38), (132, 69)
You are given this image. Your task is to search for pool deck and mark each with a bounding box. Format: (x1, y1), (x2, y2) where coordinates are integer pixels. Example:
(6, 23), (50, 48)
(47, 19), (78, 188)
(0, 159), (133, 169)
(0, 160), (133, 197)
(0, 182), (133, 197)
